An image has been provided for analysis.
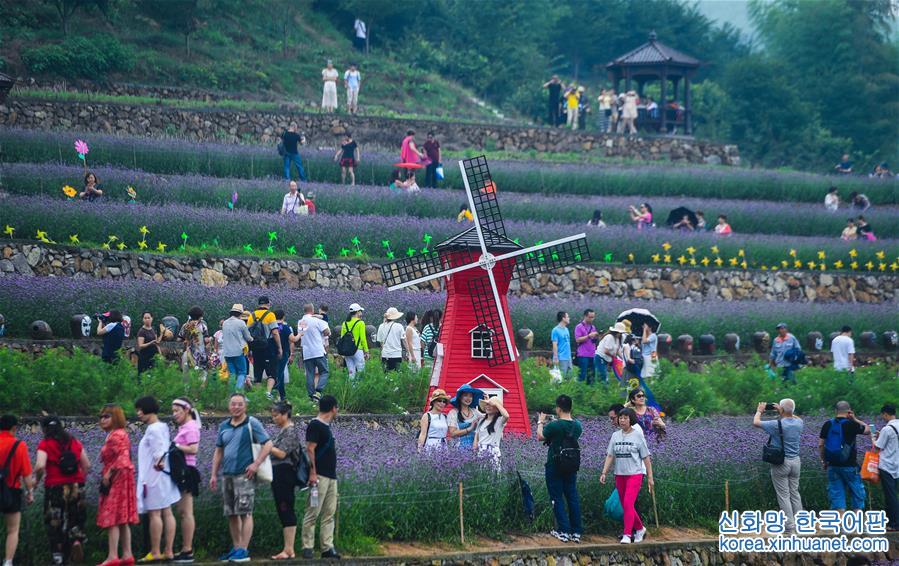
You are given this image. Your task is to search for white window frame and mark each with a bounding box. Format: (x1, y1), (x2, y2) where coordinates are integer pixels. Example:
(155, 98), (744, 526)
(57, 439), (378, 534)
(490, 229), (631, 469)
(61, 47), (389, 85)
(469, 325), (494, 359)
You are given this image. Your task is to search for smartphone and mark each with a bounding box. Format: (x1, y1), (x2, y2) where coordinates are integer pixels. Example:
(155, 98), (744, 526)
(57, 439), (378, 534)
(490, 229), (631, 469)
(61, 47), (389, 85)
(765, 403), (776, 411)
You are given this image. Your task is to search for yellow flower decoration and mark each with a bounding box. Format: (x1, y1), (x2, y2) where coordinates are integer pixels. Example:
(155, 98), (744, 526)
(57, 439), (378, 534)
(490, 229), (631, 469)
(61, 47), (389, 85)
(817, 250), (826, 260)
(663, 254), (671, 263)
(62, 185), (77, 198)
(710, 246), (719, 255)
(781, 260), (789, 268)
(714, 257), (723, 267)
(794, 260), (802, 268)
(729, 257), (738, 267)
(677, 255), (687, 265)
(701, 257), (710, 266)
(834, 260), (844, 269)
(686, 246), (696, 256)
(819, 263), (826, 271)
(865, 261), (874, 271)
(807, 261), (816, 270)
(849, 249), (858, 258)
(789, 249), (797, 257)
(876, 250), (885, 260)
(651, 253), (661, 263)
(689, 257), (697, 266)
(157, 242), (167, 252)
(850, 261), (859, 270)
(879, 263), (887, 272)
(891, 262), (899, 272)
(662, 242), (672, 251)
(138, 240), (148, 250)
(740, 260), (748, 269)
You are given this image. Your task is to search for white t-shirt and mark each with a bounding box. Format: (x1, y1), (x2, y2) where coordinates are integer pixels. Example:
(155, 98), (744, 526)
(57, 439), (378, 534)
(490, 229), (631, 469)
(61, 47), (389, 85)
(281, 192), (306, 215)
(476, 414), (508, 449)
(297, 314), (329, 360)
(876, 419), (899, 477)
(824, 193), (839, 212)
(344, 70), (361, 90)
(596, 333), (620, 362)
(354, 18), (366, 39)
(831, 335), (855, 371)
(376, 321), (405, 358)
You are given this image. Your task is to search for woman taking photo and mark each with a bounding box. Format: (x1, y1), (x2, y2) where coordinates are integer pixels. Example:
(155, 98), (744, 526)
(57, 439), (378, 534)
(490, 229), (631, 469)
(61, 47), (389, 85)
(269, 401), (302, 560)
(79, 171), (103, 201)
(404, 312), (422, 371)
(96, 404), (138, 566)
(420, 309), (441, 367)
(600, 407), (654, 544)
(33, 416), (91, 565)
(171, 397), (201, 564)
(136, 311), (163, 375)
(448, 385), (484, 449)
(418, 389), (451, 451)
(626, 388), (666, 440)
(628, 203), (653, 231)
(134, 396), (181, 563)
(97, 310), (126, 364)
(473, 397), (510, 467)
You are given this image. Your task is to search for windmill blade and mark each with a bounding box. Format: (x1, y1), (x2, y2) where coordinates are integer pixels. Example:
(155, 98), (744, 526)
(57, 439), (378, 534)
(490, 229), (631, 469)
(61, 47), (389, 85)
(468, 273), (515, 366)
(460, 156), (506, 238)
(380, 248), (478, 291)
(490, 234), (592, 280)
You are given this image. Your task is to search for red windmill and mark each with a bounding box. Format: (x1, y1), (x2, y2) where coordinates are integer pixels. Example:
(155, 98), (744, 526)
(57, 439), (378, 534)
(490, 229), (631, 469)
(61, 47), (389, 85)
(380, 157), (590, 435)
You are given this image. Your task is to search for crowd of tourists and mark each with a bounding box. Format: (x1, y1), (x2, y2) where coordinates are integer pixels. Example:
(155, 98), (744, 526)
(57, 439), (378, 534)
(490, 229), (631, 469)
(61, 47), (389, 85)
(0, 394), (341, 565)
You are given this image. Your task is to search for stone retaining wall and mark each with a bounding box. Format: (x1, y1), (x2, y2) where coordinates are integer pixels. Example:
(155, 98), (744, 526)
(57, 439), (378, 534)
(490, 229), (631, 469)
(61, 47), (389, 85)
(0, 98), (740, 164)
(2, 242), (896, 303)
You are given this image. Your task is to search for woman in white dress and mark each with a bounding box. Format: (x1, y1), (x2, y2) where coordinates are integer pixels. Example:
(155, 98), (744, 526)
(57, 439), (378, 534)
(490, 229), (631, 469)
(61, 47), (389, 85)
(418, 389), (450, 451)
(134, 396), (181, 562)
(473, 396), (510, 468)
(621, 90), (639, 135)
(404, 311), (422, 371)
(322, 60), (339, 113)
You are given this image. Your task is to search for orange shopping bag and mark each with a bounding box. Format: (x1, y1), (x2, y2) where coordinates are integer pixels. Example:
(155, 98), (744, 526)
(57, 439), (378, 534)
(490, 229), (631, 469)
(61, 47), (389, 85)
(861, 450), (880, 483)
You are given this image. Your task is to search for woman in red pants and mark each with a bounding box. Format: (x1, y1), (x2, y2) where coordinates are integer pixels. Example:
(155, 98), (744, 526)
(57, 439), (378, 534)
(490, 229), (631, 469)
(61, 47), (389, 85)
(600, 407), (654, 544)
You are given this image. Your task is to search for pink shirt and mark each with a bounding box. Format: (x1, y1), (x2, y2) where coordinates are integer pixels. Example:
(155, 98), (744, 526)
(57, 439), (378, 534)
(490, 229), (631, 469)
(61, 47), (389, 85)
(715, 223), (732, 236)
(636, 212), (652, 230)
(174, 419), (200, 467)
(400, 135), (420, 164)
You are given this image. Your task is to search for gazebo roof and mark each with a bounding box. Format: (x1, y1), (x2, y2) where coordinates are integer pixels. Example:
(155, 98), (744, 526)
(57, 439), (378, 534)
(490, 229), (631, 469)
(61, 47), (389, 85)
(607, 32), (701, 69)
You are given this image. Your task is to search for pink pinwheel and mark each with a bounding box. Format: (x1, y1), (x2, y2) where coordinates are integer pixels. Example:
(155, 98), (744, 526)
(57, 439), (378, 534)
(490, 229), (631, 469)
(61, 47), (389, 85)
(74, 139), (89, 157)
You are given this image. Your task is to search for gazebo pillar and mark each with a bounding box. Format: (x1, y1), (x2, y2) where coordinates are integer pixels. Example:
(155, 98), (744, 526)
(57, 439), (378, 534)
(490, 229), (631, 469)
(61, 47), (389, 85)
(660, 69), (668, 134)
(684, 75), (692, 135)
(625, 67), (632, 92)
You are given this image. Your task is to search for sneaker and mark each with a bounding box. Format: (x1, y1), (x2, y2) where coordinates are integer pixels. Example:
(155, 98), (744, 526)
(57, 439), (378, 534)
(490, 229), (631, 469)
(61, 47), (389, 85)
(265, 392), (274, 401)
(229, 548), (250, 563)
(138, 553), (165, 564)
(320, 548), (341, 559)
(173, 551), (195, 563)
(550, 530), (569, 542)
(312, 392), (322, 402)
(218, 549), (236, 562)
(569, 533), (581, 544)
(52, 553), (64, 565)
(301, 549), (314, 559)
(620, 535), (632, 544)
(634, 527), (646, 543)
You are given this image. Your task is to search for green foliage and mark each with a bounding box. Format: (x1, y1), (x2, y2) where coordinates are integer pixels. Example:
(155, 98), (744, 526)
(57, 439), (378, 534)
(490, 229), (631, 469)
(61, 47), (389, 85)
(22, 35), (134, 79)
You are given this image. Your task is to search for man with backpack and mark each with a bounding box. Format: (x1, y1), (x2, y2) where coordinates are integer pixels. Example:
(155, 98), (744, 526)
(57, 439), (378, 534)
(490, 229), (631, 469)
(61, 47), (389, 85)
(818, 401), (870, 512)
(247, 297), (282, 400)
(536, 395), (582, 543)
(769, 322), (802, 384)
(293, 304), (331, 403)
(0, 414), (35, 566)
(876, 404), (899, 530)
(338, 303), (369, 379)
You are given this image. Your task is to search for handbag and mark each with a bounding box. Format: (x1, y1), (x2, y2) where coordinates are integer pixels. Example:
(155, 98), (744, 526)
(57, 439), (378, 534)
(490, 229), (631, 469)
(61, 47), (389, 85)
(247, 417), (273, 483)
(762, 419), (785, 465)
(435, 164), (445, 180)
(861, 450), (880, 483)
(604, 488), (624, 521)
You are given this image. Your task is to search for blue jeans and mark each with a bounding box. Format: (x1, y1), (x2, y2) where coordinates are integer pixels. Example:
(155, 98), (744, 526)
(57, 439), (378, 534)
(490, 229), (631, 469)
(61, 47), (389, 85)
(303, 356), (329, 398)
(545, 464), (582, 535)
(594, 355), (609, 384)
(575, 356), (594, 384)
(275, 355), (290, 400)
(283, 153), (307, 181)
(827, 466), (866, 510)
(225, 355), (248, 391)
(781, 366), (796, 384)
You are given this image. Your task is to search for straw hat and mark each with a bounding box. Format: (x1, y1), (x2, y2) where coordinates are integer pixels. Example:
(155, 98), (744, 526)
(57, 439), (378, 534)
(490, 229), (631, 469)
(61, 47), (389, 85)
(384, 307), (404, 321)
(609, 322), (628, 333)
(230, 303), (244, 314)
(478, 396), (504, 413)
(429, 389), (450, 406)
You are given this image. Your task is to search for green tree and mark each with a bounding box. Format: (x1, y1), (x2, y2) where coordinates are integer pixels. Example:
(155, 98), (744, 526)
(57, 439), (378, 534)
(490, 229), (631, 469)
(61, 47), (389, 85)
(43, 0), (111, 36)
(135, 0), (204, 57)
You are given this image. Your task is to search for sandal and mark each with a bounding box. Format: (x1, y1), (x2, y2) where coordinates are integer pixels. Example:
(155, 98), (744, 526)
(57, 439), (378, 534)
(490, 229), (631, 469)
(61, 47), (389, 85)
(270, 552), (295, 560)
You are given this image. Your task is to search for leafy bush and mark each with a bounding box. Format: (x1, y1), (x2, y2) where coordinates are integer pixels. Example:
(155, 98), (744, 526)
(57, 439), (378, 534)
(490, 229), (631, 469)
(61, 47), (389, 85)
(22, 36), (134, 80)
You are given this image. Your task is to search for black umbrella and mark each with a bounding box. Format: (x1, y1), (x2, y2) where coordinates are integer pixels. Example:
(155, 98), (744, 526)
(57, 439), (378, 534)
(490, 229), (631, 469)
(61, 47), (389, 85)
(666, 206), (698, 229)
(617, 308), (661, 333)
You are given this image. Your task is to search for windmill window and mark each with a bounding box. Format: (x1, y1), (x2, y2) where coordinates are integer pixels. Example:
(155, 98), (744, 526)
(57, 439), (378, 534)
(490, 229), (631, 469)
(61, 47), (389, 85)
(471, 329), (493, 359)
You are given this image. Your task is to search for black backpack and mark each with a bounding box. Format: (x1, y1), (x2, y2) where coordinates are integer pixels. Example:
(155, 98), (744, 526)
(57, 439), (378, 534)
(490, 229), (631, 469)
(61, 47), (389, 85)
(336, 320), (362, 357)
(426, 324), (440, 358)
(295, 430), (333, 490)
(58, 440), (79, 476)
(553, 425), (581, 475)
(0, 441), (22, 509)
(166, 443), (190, 490)
(248, 310), (273, 347)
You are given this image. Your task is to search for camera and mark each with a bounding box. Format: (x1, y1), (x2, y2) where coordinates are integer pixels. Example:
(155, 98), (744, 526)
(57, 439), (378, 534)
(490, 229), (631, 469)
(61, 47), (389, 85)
(94, 312), (108, 323)
(765, 403), (776, 411)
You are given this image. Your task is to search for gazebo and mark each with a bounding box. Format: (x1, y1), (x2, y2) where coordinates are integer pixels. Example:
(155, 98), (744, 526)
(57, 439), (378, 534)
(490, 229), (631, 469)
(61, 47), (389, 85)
(606, 32), (701, 135)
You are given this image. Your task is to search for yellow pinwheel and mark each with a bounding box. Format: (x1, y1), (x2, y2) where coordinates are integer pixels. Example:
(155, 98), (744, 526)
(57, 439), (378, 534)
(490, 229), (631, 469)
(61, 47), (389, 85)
(879, 263), (887, 272)
(876, 250), (885, 260)
(689, 257), (697, 266)
(729, 257), (738, 267)
(849, 249), (858, 258)
(69, 234), (80, 244)
(834, 260), (844, 269)
(740, 260), (748, 269)
(714, 257), (723, 267)
(627, 252), (634, 263)
(781, 260), (789, 268)
(138, 241), (148, 250)
(62, 185), (77, 198)
(789, 249), (797, 257)
(157, 242), (167, 252)
(701, 257), (710, 266)
(737, 249), (745, 257)
(677, 255), (687, 265)
(794, 260), (802, 268)
(117, 242), (127, 251)
(850, 261), (859, 270)
(817, 250), (826, 260)
(807, 261), (816, 270)
(651, 253), (661, 263)
(662, 242), (672, 251)
(36, 229), (48, 240)
(710, 245), (719, 255)
(865, 261), (874, 271)
(686, 246), (696, 255)
(663, 254), (671, 263)
(3, 225), (14, 237)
